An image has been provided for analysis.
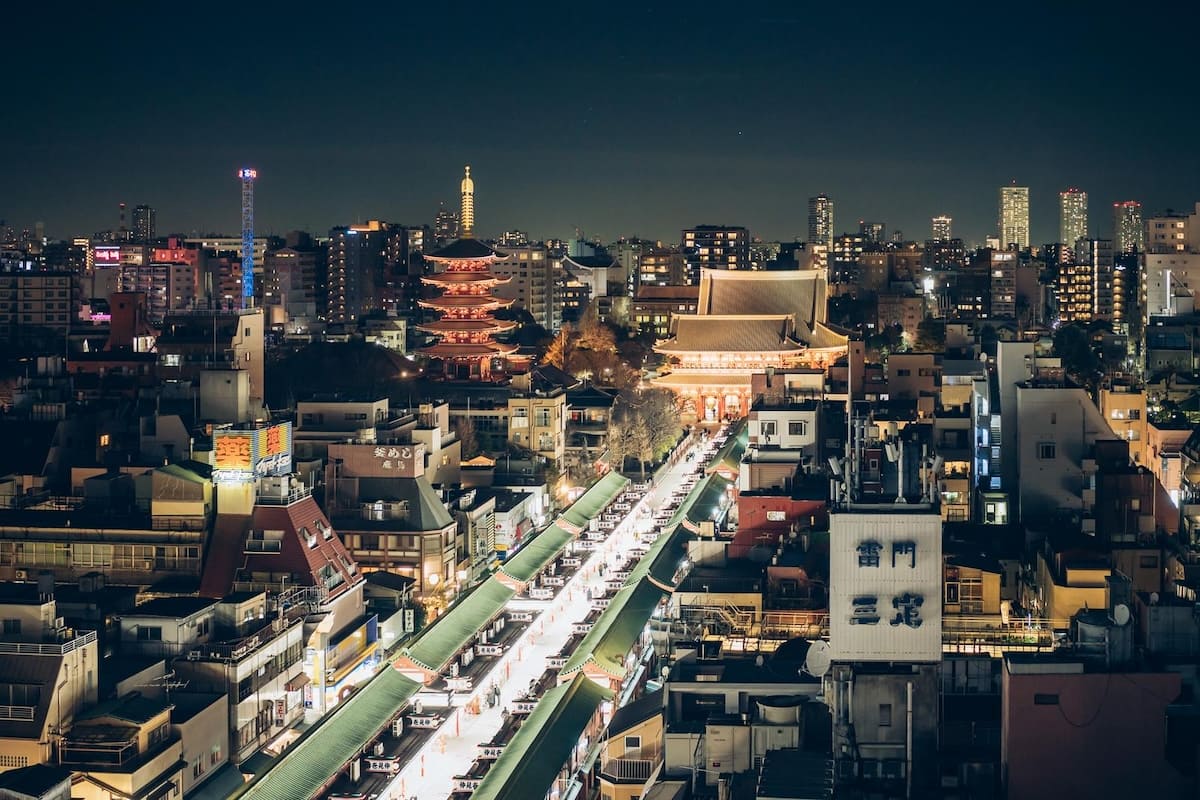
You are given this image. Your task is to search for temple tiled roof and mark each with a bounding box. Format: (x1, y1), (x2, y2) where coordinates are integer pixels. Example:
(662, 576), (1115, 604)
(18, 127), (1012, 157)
(696, 267), (847, 348)
(661, 314), (802, 353)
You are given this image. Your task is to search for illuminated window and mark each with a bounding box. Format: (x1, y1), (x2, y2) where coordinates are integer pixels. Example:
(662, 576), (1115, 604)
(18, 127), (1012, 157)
(99, 434), (110, 447)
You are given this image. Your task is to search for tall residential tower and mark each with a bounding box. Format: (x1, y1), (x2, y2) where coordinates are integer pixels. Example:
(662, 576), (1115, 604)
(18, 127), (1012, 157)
(931, 215), (952, 241)
(999, 185), (1030, 251)
(1113, 201), (1144, 254)
(1059, 188), (1088, 250)
(808, 194), (834, 249)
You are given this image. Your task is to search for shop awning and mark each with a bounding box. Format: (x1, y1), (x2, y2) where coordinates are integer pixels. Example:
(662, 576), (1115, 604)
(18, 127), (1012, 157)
(284, 673), (311, 692)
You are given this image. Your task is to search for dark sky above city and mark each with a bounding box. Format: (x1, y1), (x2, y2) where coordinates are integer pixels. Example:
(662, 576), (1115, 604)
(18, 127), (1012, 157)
(5, 2), (1200, 246)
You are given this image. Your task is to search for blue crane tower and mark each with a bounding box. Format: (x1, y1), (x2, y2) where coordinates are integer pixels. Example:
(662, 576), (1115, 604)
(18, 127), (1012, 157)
(238, 168), (257, 308)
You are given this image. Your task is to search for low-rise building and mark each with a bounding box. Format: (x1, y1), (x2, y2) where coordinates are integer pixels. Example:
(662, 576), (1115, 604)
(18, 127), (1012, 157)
(1002, 651), (1186, 800)
(597, 692), (664, 800)
(60, 693), (184, 800)
(1099, 381), (1148, 465)
(631, 285), (699, 338)
(168, 592), (307, 765)
(0, 586), (100, 774)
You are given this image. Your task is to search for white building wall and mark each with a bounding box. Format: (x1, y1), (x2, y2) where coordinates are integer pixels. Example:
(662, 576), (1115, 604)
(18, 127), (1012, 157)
(829, 511), (942, 662)
(1014, 386), (1112, 522)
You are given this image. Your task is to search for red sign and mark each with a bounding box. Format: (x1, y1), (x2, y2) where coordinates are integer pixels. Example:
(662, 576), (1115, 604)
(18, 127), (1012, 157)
(152, 247), (199, 265)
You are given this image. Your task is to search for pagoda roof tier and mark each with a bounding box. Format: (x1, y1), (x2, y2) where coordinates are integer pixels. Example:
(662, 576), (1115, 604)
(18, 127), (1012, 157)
(421, 272), (510, 286)
(419, 341), (520, 358)
(426, 238), (508, 261)
(416, 318), (517, 334)
(419, 295), (515, 311)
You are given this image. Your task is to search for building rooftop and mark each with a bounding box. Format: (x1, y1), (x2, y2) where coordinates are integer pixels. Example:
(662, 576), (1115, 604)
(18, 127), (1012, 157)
(0, 763), (72, 797)
(124, 596), (218, 620)
(664, 315), (803, 353)
(668, 648), (820, 686)
(170, 691), (224, 725)
(607, 690), (664, 735)
(77, 691), (172, 725)
(363, 571), (416, 592)
(0, 655), (60, 740)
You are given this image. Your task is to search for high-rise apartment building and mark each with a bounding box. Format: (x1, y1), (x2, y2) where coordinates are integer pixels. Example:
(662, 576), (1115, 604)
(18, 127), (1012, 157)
(681, 225), (749, 284)
(1141, 203), (1200, 325)
(808, 194), (834, 249)
(0, 271), (75, 342)
(859, 220), (886, 244)
(264, 247), (321, 329)
(434, 203), (459, 245)
(131, 204), (155, 243)
(326, 221), (408, 324)
(830, 232), (866, 286)
(637, 246), (687, 287)
(1113, 201), (1144, 254)
(1058, 238), (1114, 323)
(999, 185), (1030, 251)
(1059, 188), (1088, 251)
(931, 215), (953, 241)
(490, 243), (561, 331)
(989, 250), (1017, 318)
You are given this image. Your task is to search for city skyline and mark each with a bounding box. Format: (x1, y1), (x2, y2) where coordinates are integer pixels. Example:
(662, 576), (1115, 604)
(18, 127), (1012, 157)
(3, 3), (1199, 246)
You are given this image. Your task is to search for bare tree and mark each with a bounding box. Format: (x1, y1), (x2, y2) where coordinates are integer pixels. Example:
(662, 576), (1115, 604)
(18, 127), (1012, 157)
(455, 416), (481, 459)
(606, 387), (681, 478)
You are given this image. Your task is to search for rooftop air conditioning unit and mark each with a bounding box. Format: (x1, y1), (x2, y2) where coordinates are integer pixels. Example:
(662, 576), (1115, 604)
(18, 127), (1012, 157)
(14, 570), (28, 580)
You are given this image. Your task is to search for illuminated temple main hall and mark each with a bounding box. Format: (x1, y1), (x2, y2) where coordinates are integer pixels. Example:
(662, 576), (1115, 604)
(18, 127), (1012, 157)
(653, 267), (849, 421)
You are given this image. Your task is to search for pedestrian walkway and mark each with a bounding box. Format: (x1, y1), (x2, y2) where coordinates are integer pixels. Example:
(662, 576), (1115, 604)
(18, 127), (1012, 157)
(382, 442), (706, 799)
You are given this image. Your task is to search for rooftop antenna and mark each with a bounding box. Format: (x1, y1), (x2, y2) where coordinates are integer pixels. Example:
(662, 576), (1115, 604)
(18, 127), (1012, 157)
(138, 670), (188, 701)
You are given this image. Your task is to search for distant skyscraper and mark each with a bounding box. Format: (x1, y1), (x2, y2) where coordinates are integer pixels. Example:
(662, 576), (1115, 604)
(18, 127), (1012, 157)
(1059, 188), (1088, 250)
(931, 215), (952, 241)
(999, 185), (1030, 251)
(1113, 201), (1144, 254)
(859, 220), (885, 244)
(131, 204), (155, 243)
(434, 202), (459, 245)
(808, 194), (834, 249)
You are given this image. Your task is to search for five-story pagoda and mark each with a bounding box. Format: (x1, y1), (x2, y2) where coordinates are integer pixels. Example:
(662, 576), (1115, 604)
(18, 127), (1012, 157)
(417, 166), (519, 380)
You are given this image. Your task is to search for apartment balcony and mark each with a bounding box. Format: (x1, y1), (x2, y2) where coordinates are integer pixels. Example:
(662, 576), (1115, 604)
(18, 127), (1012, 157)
(0, 629), (98, 657)
(600, 751), (660, 784)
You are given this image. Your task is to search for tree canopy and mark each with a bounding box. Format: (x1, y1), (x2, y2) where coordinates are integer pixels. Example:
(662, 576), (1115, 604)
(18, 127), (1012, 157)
(605, 387), (681, 478)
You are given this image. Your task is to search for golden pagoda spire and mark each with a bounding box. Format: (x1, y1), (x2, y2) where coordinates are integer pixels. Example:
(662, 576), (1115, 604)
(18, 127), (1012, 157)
(460, 165), (475, 238)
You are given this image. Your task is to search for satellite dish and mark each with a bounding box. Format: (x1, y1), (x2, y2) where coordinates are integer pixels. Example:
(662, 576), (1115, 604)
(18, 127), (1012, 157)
(1113, 604), (1131, 626)
(803, 640), (832, 679)
(1150, 592), (1160, 606)
(755, 654), (765, 668)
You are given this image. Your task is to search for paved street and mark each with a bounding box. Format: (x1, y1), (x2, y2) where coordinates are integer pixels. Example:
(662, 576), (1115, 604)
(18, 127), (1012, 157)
(377, 433), (711, 800)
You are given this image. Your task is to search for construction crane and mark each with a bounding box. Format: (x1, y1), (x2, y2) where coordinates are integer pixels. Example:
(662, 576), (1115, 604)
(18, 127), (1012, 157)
(238, 167), (257, 308)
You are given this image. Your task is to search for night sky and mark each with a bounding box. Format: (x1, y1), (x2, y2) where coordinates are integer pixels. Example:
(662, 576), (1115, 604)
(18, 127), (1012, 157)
(5, 2), (1199, 246)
